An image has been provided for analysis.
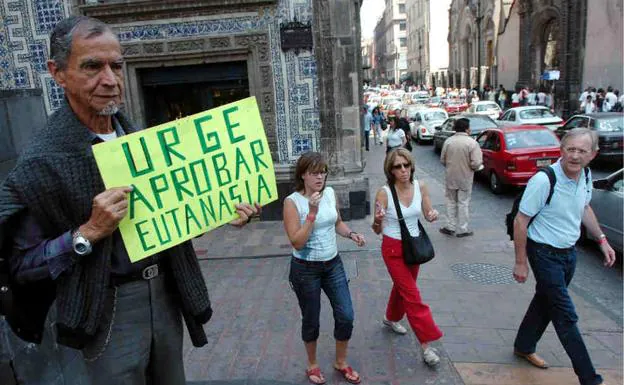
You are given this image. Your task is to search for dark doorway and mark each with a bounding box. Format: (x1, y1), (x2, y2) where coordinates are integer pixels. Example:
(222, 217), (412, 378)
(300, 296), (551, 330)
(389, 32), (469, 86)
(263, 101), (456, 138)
(139, 61), (250, 127)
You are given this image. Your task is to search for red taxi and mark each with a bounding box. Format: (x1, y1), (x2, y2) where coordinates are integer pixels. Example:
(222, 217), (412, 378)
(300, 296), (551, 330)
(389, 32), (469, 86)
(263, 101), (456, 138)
(443, 99), (469, 115)
(476, 126), (561, 194)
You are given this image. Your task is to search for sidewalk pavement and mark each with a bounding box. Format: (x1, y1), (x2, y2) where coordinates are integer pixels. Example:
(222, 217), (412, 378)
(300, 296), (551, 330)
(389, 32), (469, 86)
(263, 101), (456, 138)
(188, 145), (623, 385)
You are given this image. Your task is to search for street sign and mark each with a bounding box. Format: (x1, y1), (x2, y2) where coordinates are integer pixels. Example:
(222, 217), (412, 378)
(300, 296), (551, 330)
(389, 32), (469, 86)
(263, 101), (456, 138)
(542, 70), (560, 80)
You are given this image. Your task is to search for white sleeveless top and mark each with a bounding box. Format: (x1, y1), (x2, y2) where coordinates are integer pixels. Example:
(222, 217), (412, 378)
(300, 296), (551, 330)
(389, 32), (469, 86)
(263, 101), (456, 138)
(286, 186), (338, 261)
(382, 180), (421, 240)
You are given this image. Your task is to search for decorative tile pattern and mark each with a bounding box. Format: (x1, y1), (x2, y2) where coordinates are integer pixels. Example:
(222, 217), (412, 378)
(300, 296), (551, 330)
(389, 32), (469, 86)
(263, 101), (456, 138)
(33, 0), (65, 36)
(292, 134), (313, 155)
(1, 0), (322, 164)
(0, 0), (70, 111)
(45, 77), (64, 110)
(298, 56), (316, 78)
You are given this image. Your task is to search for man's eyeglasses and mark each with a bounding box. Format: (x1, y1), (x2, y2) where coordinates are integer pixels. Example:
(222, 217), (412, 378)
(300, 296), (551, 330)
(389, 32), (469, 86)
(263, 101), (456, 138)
(392, 163), (411, 170)
(563, 147), (591, 155)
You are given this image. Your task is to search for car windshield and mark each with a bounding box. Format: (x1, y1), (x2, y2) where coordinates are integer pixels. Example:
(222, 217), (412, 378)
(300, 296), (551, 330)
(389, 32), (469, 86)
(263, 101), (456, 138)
(469, 117), (498, 130)
(429, 97), (440, 103)
(518, 109), (557, 119)
(504, 130), (559, 149)
(476, 103), (499, 112)
(423, 111), (447, 121)
(595, 117), (624, 132)
(406, 108), (421, 118)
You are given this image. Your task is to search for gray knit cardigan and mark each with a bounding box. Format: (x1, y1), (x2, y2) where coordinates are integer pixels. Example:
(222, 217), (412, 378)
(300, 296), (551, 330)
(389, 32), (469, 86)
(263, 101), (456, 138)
(0, 101), (212, 348)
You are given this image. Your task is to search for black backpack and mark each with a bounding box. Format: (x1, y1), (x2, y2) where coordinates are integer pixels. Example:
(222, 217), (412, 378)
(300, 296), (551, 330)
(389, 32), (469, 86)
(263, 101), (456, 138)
(505, 166), (589, 241)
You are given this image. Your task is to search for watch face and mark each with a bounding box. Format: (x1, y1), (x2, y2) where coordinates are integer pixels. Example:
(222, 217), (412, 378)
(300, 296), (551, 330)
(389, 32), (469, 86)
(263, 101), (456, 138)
(75, 243), (87, 253)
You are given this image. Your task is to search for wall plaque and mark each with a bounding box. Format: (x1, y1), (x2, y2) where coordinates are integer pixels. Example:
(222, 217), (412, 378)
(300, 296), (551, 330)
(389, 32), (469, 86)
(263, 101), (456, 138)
(280, 18), (313, 54)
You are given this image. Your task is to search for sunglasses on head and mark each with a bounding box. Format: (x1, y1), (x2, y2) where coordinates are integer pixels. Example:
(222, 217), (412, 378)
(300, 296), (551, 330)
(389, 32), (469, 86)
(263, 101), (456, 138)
(392, 163), (411, 170)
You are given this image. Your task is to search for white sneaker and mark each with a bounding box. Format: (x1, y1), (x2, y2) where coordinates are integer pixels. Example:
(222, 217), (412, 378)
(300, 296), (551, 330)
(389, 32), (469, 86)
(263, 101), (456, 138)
(423, 347), (440, 367)
(383, 317), (407, 335)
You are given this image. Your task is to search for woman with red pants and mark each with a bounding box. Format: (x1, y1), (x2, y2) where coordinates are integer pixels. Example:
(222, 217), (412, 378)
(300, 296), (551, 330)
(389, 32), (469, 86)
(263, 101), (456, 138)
(372, 148), (444, 366)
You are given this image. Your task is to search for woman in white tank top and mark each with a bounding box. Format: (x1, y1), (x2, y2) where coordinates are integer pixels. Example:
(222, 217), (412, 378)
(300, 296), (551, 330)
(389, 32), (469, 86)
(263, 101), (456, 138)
(371, 148), (444, 367)
(283, 152), (366, 384)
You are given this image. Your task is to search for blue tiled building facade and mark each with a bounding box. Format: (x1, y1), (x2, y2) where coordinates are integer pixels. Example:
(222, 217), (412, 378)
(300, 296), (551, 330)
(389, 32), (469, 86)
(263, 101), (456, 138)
(0, 0), (323, 162)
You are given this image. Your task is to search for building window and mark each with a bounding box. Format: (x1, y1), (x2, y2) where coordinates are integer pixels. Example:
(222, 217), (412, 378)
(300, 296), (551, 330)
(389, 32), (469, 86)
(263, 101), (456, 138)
(399, 3), (406, 14)
(399, 21), (406, 31)
(400, 38), (407, 47)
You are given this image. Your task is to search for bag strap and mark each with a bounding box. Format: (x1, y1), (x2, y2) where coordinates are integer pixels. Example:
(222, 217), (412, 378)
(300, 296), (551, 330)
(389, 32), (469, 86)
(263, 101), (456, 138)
(388, 184), (410, 234)
(540, 166), (556, 205)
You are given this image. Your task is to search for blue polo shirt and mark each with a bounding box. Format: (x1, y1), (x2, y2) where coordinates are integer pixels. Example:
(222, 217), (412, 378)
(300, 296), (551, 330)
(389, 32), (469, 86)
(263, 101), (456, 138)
(519, 159), (592, 248)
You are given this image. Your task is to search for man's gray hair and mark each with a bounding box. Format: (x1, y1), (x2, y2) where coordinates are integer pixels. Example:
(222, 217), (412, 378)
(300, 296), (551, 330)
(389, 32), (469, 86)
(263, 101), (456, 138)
(49, 16), (112, 70)
(560, 128), (599, 151)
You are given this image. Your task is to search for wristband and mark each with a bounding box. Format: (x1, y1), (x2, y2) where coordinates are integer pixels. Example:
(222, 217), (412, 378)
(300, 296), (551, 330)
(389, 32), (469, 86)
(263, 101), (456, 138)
(348, 231), (357, 239)
(598, 234), (608, 245)
(306, 213), (316, 222)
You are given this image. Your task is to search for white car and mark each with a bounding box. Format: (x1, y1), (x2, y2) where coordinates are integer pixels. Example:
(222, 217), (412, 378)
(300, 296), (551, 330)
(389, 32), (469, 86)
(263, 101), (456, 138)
(408, 108), (449, 144)
(497, 106), (563, 130)
(467, 101), (502, 120)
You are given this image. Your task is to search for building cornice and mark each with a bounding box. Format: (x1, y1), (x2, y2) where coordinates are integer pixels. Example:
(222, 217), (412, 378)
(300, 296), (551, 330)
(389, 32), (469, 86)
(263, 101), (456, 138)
(78, 0), (277, 22)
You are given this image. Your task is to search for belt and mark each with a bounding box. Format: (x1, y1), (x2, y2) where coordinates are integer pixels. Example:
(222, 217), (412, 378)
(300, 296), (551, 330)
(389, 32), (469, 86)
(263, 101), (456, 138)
(291, 255), (339, 266)
(528, 239), (575, 253)
(110, 263), (163, 286)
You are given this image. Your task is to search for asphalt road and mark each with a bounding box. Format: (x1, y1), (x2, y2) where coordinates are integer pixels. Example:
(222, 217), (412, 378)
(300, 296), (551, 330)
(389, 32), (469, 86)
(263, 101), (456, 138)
(409, 140), (623, 329)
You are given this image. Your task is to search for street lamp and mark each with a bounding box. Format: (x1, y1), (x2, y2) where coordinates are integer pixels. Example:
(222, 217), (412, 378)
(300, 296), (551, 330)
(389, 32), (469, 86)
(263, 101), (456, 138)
(469, 0), (483, 93)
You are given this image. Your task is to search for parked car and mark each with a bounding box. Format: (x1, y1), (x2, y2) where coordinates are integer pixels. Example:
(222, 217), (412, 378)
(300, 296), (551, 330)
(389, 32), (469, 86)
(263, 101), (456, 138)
(381, 96), (402, 112)
(467, 101), (503, 120)
(401, 105), (427, 121)
(409, 108), (449, 144)
(475, 126), (561, 193)
(497, 106), (564, 131)
(427, 96), (442, 108)
(585, 168), (623, 254)
(442, 99), (469, 115)
(555, 112), (623, 163)
(432, 114), (499, 153)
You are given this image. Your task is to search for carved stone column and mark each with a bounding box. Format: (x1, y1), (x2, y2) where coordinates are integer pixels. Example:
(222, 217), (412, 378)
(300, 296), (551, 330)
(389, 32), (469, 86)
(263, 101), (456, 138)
(517, 0), (532, 86)
(311, 0), (369, 220)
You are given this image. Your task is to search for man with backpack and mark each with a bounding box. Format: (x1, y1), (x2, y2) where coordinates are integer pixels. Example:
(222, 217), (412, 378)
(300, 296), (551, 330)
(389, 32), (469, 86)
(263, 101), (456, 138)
(511, 128), (615, 385)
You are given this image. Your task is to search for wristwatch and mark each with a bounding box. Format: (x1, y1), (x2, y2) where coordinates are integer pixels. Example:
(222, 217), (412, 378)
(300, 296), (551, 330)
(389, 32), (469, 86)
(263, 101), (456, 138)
(72, 229), (93, 256)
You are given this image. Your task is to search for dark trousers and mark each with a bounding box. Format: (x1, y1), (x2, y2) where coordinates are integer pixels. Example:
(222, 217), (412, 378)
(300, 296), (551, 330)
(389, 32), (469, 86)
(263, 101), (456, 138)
(514, 240), (603, 385)
(83, 274), (185, 385)
(364, 130), (370, 150)
(289, 255), (354, 342)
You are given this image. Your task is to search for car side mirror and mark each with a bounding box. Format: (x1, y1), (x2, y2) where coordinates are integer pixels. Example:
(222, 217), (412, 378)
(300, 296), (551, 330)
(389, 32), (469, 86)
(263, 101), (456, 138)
(592, 178), (608, 190)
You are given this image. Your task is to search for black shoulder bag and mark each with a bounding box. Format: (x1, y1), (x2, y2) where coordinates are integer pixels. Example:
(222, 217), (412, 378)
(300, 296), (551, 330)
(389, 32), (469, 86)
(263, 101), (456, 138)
(389, 184), (435, 265)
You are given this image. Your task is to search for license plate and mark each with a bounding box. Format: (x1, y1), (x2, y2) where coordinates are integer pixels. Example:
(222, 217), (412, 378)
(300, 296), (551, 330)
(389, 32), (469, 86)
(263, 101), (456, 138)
(536, 159), (552, 167)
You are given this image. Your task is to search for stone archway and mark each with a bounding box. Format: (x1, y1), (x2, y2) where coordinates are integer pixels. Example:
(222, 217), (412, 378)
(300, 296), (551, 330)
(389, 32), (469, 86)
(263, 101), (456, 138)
(530, 6), (561, 87)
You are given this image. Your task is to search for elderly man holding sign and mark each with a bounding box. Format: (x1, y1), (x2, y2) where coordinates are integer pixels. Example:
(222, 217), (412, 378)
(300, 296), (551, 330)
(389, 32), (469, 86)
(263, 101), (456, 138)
(0, 16), (264, 385)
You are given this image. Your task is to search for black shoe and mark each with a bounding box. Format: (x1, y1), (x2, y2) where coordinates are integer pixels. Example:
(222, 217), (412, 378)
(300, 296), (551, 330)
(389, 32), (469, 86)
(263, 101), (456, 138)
(456, 231), (474, 238)
(439, 227), (455, 236)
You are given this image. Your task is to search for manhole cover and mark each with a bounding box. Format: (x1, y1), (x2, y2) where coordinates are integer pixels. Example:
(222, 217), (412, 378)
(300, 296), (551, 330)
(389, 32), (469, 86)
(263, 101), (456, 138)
(450, 263), (515, 285)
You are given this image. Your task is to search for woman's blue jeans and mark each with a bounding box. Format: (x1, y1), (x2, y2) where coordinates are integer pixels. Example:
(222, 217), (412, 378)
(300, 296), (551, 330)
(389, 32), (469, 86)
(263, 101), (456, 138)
(514, 240), (603, 385)
(289, 255), (354, 342)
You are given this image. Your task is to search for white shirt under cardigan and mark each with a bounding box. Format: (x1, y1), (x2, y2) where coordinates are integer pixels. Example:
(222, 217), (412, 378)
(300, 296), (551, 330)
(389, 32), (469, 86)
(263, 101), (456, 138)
(286, 186), (338, 261)
(382, 180), (422, 240)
